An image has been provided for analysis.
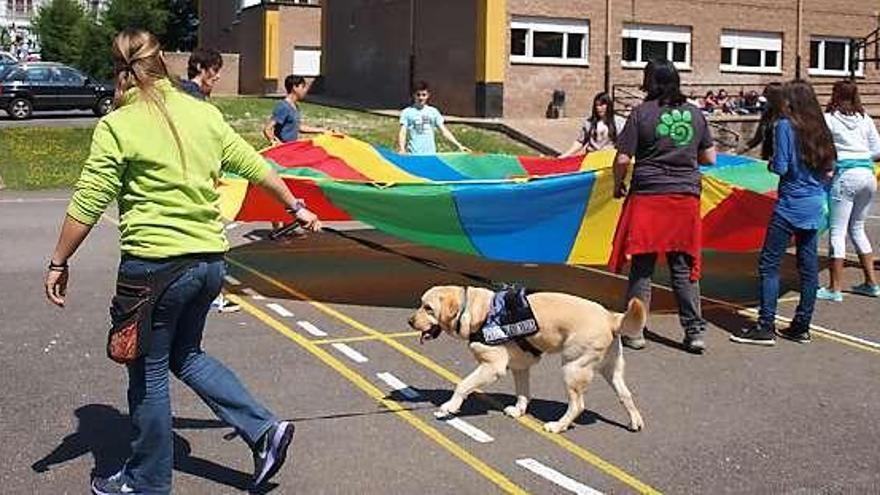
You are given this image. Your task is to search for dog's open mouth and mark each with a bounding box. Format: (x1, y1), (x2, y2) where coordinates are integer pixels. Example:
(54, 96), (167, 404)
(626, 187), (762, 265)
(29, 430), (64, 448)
(419, 325), (442, 344)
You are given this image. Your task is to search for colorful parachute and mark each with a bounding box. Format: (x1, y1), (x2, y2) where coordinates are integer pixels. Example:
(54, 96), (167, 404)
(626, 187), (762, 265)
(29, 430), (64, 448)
(219, 134), (786, 265)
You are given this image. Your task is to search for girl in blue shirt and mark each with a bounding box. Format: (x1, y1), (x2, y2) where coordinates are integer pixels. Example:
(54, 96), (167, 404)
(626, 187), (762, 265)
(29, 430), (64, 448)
(730, 80), (836, 346)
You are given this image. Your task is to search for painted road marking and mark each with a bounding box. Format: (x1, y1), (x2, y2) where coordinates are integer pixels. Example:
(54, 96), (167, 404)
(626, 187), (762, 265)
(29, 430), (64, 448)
(573, 264), (879, 356)
(517, 458), (603, 495)
(0, 198), (69, 203)
(241, 287), (266, 300)
(738, 307), (880, 353)
(314, 332), (420, 345)
(227, 257), (661, 495)
(267, 303), (294, 318)
(444, 417), (495, 444)
(223, 275), (242, 286)
(331, 343), (369, 363)
(297, 321), (328, 337)
(376, 372), (421, 400)
(227, 294), (529, 494)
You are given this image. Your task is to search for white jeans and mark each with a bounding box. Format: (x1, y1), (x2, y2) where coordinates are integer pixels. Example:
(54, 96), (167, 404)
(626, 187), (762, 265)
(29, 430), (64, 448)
(828, 167), (877, 258)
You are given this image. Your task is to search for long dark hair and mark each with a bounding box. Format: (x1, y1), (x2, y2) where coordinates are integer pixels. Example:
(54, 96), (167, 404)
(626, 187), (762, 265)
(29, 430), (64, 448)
(826, 80), (865, 116)
(641, 59), (686, 106)
(782, 80), (836, 172)
(758, 82), (785, 160)
(588, 92), (618, 142)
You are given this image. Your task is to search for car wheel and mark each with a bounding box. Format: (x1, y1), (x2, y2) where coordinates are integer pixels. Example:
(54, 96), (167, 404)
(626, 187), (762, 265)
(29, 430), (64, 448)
(94, 96), (113, 116)
(8, 97), (32, 120)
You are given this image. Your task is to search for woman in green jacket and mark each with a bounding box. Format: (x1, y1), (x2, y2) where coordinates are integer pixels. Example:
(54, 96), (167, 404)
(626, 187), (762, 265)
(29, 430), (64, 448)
(44, 29), (317, 495)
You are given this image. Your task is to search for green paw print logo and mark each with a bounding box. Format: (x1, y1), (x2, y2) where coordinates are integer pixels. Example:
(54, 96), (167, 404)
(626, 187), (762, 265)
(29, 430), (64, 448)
(656, 109), (694, 147)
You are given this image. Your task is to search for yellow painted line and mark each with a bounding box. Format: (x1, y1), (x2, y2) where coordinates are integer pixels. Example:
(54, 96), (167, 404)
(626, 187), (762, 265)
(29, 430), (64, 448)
(227, 257), (662, 495)
(312, 331), (421, 345)
(226, 294), (529, 495)
(572, 264), (879, 356)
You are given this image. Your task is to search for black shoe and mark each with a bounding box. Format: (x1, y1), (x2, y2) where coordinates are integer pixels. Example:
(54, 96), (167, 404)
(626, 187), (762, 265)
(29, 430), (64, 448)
(729, 325), (776, 346)
(91, 474), (138, 494)
(683, 334), (706, 354)
(253, 421), (295, 487)
(776, 327), (812, 344)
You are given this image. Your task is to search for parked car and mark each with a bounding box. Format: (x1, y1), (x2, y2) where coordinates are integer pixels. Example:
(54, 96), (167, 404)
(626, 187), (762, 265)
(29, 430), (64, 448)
(0, 62), (113, 120)
(0, 51), (16, 66)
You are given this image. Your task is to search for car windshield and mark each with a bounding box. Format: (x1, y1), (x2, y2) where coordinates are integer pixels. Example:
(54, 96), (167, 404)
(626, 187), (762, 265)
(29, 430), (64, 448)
(0, 65), (16, 80)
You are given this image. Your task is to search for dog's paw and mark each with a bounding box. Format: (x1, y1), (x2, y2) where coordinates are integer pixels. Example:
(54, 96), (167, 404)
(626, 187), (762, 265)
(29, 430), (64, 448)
(434, 401), (459, 419)
(503, 405), (525, 418)
(543, 421), (569, 434)
(629, 413), (645, 432)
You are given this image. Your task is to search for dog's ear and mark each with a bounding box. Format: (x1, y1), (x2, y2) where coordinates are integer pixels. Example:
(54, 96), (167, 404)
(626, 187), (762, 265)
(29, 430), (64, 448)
(438, 289), (461, 331)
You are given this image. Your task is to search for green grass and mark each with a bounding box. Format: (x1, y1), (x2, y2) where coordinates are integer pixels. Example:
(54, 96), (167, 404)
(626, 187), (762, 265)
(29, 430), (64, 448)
(0, 127), (93, 189)
(0, 97), (535, 190)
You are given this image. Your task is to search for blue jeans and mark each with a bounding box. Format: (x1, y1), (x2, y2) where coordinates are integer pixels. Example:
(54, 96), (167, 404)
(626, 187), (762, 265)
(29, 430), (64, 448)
(117, 256), (276, 494)
(758, 212), (819, 330)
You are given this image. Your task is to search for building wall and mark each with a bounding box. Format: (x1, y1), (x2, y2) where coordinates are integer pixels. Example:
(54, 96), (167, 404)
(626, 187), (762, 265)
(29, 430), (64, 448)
(413, 0), (477, 116)
(322, 0), (413, 108)
(505, 0), (597, 118)
(163, 52), (240, 96)
(198, 2), (322, 95)
(503, 0), (880, 118)
(275, 4), (322, 94)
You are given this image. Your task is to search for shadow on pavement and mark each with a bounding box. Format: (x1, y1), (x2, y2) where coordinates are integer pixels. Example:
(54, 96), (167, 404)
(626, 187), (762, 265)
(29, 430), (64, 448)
(31, 404), (277, 493)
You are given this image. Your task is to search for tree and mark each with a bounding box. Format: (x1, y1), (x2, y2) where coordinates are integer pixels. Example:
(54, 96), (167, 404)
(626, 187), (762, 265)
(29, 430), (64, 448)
(32, 0), (87, 65)
(104, 0), (169, 37)
(161, 0), (198, 52)
(77, 0), (171, 79)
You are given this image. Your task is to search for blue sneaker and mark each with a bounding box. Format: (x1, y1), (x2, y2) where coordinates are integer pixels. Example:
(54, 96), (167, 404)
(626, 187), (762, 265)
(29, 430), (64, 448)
(851, 283), (880, 298)
(253, 421), (295, 487)
(816, 287), (843, 302)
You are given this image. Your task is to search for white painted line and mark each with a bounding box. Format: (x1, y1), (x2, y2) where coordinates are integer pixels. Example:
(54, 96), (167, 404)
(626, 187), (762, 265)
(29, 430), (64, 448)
(575, 264), (880, 352)
(297, 321), (328, 337)
(376, 372), (421, 400)
(331, 343), (369, 363)
(866, 215), (880, 220)
(223, 275), (242, 286)
(516, 458), (603, 495)
(266, 303), (294, 318)
(0, 198), (69, 203)
(738, 307), (880, 350)
(443, 417), (494, 444)
(241, 287), (265, 300)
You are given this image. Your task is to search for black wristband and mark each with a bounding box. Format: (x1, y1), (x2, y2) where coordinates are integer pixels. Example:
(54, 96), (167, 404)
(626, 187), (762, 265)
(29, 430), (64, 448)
(48, 260), (68, 271)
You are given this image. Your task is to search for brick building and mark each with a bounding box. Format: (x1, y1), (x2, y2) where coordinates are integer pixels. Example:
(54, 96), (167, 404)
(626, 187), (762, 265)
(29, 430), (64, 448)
(198, 0), (321, 95)
(321, 0), (880, 118)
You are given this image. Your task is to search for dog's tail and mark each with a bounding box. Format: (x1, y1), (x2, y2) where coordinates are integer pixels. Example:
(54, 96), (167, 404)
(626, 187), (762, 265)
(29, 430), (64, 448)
(613, 298), (647, 338)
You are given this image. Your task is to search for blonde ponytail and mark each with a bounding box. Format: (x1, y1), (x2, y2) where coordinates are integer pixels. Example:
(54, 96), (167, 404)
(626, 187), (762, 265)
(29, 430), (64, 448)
(112, 29), (188, 177)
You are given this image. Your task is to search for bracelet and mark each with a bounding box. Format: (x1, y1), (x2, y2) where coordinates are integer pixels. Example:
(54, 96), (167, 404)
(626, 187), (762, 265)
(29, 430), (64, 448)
(285, 199), (306, 215)
(48, 260), (68, 271)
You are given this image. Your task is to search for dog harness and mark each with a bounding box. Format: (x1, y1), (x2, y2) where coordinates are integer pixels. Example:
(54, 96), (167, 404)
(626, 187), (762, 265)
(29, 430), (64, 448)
(468, 286), (543, 357)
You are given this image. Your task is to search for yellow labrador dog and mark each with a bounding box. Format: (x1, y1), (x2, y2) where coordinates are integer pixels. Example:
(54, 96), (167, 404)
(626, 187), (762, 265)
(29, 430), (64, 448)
(408, 286), (646, 433)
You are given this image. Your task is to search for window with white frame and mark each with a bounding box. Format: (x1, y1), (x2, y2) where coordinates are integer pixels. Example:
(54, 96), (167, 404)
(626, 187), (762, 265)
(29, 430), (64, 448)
(621, 24), (691, 69)
(510, 17), (589, 66)
(293, 46), (321, 76)
(720, 30), (782, 73)
(809, 37), (863, 76)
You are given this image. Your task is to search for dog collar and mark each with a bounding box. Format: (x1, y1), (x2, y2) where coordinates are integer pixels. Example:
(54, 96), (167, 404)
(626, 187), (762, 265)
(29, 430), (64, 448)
(453, 286), (469, 335)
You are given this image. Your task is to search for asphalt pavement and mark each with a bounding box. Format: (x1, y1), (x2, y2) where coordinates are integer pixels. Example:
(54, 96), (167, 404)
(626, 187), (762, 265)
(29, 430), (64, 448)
(2, 190), (879, 494)
(0, 110), (98, 128)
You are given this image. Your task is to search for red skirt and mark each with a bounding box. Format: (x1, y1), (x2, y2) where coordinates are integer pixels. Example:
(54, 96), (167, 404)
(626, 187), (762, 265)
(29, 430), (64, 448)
(609, 193), (702, 281)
